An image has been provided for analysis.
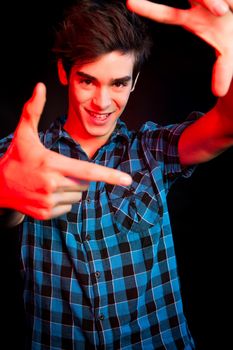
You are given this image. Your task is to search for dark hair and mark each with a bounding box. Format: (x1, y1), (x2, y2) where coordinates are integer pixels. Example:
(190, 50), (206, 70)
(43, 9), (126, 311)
(52, 0), (152, 77)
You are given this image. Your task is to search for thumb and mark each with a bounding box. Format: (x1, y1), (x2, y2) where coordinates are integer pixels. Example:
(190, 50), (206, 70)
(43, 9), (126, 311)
(3, 83), (46, 162)
(211, 54), (233, 96)
(20, 82), (46, 132)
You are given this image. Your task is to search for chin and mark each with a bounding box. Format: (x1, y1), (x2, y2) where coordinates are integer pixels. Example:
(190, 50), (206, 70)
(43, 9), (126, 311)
(86, 124), (116, 138)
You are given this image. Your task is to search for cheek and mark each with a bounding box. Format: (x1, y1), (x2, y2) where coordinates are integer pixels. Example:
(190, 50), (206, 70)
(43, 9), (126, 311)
(117, 93), (131, 109)
(72, 88), (93, 106)
(112, 86), (131, 106)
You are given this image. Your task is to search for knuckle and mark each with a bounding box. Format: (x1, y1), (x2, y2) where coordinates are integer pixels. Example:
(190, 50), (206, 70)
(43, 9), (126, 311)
(23, 100), (40, 120)
(42, 177), (57, 193)
(85, 164), (101, 180)
(83, 167), (93, 180)
(35, 209), (51, 221)
(41, 195), (54, 211)
(23, 100), (31, 114)
(24, 100), (40, 119)
(40, 156), (51, 169)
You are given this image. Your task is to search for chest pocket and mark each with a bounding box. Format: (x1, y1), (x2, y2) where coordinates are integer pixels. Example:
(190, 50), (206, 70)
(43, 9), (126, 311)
(106, 170), (163, 235)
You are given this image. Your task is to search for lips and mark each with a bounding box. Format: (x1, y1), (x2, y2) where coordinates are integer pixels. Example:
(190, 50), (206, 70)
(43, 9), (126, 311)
(85, 108), (114, 124)
(89, 111), (111, 121)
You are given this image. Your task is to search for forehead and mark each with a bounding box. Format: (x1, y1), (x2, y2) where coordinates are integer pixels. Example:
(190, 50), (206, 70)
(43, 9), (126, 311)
(72, 51), (136, 78)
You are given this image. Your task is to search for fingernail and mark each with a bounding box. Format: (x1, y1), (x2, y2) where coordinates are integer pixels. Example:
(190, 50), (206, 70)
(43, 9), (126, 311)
(120, 174), (132, 186)
(213, 2), (229, 15)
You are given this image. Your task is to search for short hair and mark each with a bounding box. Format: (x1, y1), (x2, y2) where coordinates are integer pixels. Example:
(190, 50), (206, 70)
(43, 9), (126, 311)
(52, 0), (152, 77)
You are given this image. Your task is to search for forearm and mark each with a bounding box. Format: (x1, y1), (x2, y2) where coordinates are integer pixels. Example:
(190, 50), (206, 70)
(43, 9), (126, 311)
(179, 79), (233, 165)
(204, 78), (233, 154)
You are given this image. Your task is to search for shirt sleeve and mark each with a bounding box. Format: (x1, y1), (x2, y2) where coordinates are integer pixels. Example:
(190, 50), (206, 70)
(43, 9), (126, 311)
(0, 134), (14, 157)
(140, 112), (203, 190)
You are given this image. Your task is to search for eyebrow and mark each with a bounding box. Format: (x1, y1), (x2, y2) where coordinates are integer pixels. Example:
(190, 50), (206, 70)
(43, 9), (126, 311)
(76, 71), (132, 84)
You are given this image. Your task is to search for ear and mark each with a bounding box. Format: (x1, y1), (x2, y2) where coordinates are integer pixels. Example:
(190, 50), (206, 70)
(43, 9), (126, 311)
(57, 59), (68, 85)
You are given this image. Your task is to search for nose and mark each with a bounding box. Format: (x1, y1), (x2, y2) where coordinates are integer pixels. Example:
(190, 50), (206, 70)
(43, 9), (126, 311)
(92, 87), (112, 110)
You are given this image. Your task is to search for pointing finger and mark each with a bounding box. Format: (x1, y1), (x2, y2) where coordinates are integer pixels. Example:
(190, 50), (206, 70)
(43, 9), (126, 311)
(48, 152), (132, 186)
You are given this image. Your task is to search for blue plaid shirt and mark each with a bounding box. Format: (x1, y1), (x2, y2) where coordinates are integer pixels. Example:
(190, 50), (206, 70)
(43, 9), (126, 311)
(0, 115), (198, 349)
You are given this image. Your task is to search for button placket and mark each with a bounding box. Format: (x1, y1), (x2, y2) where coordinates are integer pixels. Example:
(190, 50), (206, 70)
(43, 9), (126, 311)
(98, 314), (104, 321)
(85, 234), (91, 241)
(95, 271), (101, 279)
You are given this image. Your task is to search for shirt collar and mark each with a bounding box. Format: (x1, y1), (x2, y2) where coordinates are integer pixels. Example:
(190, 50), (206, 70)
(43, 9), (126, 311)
(42, 115), (131, 149)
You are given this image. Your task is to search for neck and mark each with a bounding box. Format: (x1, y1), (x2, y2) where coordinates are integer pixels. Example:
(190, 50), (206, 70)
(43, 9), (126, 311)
(64, 116), (108, 158)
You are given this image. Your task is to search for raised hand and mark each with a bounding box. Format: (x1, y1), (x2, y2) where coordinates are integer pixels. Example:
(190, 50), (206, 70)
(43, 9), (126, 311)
(0, 83), (132, 220)
(127, 0), (233, 96)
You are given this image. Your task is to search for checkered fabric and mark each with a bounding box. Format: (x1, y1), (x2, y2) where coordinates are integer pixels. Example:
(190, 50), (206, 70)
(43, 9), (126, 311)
(0, 115), (199, 349)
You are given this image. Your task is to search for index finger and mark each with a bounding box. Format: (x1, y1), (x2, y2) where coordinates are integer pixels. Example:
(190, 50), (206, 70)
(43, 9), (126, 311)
(211, 53), (233, 96)
(193, 0), (230, 15)
(48, 151), (132, 186)
(126, 0), (185, 25)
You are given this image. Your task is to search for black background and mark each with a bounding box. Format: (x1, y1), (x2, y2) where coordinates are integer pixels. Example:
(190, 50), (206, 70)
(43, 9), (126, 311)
(1, 1), (231, 349)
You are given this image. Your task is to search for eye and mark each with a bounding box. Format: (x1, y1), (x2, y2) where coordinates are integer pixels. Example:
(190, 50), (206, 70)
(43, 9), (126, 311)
(113, 81), (129, 88)
(80, 78), (93, 85)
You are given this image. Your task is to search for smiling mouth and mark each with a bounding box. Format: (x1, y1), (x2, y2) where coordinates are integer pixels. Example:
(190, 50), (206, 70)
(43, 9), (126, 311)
(86, 109), (113, 121)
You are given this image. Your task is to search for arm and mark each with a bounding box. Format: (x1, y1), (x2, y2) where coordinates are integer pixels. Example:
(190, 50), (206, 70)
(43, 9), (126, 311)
(0, 83), (132, 224)
(127, 0), (233, 164)
(178, 79), (233, 164)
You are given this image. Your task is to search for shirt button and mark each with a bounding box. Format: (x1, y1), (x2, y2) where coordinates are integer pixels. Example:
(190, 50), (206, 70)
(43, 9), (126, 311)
(86, 197), (91, 204)
(95, 271), (101, 279)
(98, 314), (104, 321)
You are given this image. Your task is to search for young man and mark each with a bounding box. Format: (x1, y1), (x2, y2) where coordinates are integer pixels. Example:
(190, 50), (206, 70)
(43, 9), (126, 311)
(0, 0), (232, 349)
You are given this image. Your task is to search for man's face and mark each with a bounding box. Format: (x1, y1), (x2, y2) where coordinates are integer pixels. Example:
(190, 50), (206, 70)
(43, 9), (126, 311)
(66, 51), (135, 142)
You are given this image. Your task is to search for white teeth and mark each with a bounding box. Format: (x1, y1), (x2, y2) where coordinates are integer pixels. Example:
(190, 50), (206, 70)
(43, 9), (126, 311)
(89, 111), (110, 120)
